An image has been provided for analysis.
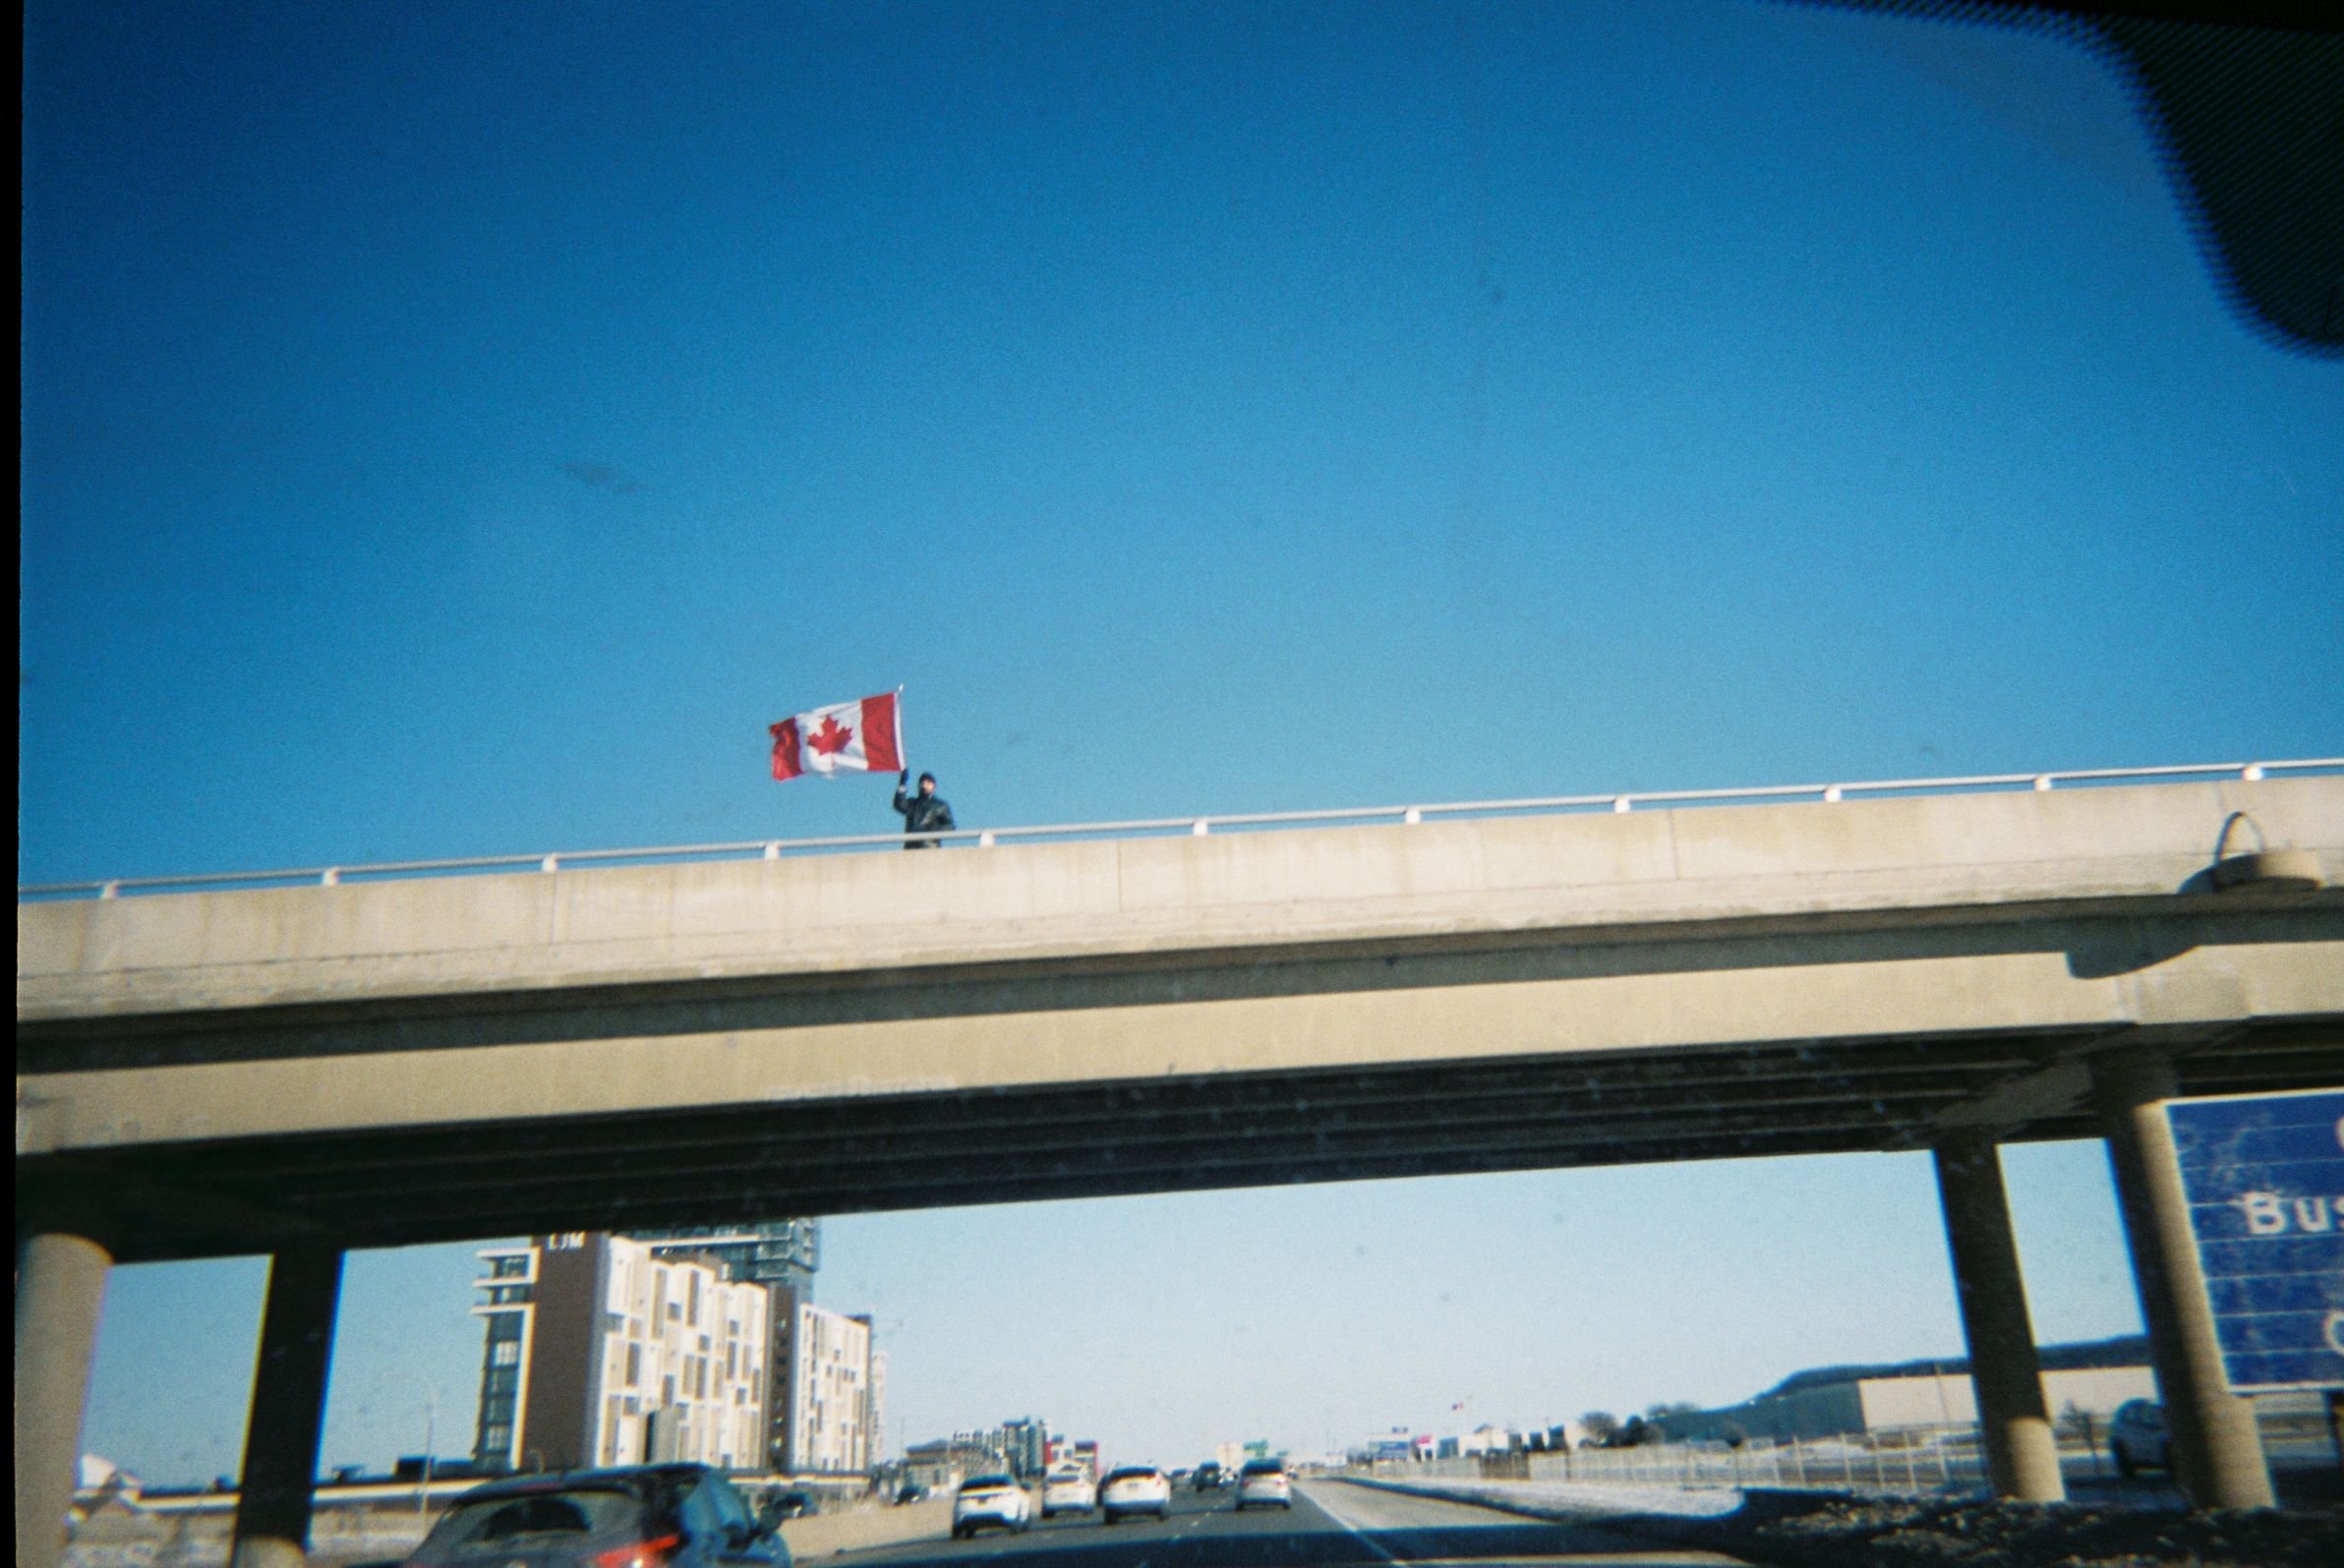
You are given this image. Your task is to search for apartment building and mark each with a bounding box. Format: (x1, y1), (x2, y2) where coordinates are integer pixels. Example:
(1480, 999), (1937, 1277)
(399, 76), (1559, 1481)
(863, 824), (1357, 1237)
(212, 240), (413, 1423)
(770, 1285), (875, 1474)
(471, 1233), (769, 1471)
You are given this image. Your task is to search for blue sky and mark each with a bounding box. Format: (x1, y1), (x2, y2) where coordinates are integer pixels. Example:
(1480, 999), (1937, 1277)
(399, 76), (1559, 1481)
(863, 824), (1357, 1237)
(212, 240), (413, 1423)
(24, 0), (2340, 1483)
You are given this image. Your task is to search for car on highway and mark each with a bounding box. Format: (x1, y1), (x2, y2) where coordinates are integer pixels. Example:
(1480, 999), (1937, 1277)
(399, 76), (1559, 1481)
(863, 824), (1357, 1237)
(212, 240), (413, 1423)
(402, 1463), (788, 1568)
(1191, 1462), (1224, 1492)
(1232, 1458), (1292, 1511)
(2109, 1399), (2172, 1478)
(1040, 1467), (1097, 1519)
(1097, 1466), (1172, 1523)
(951, 1474), (1031, 1538)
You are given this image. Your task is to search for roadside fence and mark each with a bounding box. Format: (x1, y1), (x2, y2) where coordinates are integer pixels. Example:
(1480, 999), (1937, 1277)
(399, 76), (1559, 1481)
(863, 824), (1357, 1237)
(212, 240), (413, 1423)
(1374, 1394), (2337, 1498)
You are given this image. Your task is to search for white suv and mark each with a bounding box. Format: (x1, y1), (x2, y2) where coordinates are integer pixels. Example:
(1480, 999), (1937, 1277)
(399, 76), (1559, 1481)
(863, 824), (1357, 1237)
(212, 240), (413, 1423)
(1234, 1459), (1292, 1510)
(1098, 1466), (1172, 1524)
(952, 1475), (1031, 1538)
(1040, 1468), (1097, 1518)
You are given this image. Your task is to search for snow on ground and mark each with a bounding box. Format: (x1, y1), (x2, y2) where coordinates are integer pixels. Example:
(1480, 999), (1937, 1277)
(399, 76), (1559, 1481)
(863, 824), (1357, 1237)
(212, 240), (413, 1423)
(1340, 1473), (2344, 1568)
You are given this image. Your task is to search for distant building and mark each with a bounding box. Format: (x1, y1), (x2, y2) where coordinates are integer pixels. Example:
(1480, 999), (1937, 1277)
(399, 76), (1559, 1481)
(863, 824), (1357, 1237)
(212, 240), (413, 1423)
(903, 1420), (1053, 1489)
(1000, 1417), (1048, 1478)
(630, 1221), (820, 1298)
(769, 1285), (876, 1474)
(1461, 1424), (1516, 1456)
(470, 1233), (770, 1471)
(1654, 1335), (2158, 1444)
(903, 1439), (957, 1492)
(633, 1221), (823, 1468)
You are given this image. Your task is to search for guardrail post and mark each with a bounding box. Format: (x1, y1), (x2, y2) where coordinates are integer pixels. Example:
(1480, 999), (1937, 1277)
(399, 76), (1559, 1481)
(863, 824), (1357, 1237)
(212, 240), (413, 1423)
(540, 855), (558, 874)
(763, 842), (781, 861)
(2032, 775), (2054, 791)
(1823, 786), (1843, 802)
(1612, 796), (1631, 814)
(99, 881), (120, 900)
(978, 832), (996, 847)
(2243, 763), (2265, 781)
(1191, 819), (1209, 836)
(321, 868), (339, 887)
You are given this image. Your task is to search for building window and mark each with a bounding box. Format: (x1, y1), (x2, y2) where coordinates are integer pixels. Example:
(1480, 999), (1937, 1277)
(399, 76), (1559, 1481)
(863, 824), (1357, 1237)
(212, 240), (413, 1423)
(492, 1341), (521, 1367)
(625, 1343), (641, 1387)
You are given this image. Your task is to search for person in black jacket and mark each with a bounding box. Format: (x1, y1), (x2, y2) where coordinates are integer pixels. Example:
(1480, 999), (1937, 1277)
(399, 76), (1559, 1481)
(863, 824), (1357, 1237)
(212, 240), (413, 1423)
(893, 770), (955, 848)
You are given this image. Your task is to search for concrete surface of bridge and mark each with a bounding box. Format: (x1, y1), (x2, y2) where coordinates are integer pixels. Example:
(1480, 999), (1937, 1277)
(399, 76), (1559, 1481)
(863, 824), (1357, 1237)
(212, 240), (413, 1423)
(19, 775), (2343, 1254)
(16, 774), (2344, 1559)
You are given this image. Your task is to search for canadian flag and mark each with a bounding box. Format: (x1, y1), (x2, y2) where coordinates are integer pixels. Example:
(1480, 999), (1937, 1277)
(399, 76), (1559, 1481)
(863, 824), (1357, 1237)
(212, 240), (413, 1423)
(769, 690), (904, 781)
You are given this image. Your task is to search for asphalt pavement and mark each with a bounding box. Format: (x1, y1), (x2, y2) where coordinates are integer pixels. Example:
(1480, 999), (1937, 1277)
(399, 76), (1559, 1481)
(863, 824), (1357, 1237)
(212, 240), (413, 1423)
(832, 1480), (1750, 1568)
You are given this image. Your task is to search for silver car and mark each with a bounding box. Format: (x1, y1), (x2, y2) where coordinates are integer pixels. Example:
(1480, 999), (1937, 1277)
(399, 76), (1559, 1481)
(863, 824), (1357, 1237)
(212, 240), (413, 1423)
(2108, 1399), (2171, 1478)
(1233, 1459), (1292, 1511)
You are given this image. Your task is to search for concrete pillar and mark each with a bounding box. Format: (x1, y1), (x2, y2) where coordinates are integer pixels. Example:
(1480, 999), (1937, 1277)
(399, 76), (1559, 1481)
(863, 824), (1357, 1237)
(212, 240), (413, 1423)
(2090, 1050), (2274, 1509)
(15, 1232), (115, 1568)
(230, 1248), (346, 1568)
(1932, 1132), (2066, 1501)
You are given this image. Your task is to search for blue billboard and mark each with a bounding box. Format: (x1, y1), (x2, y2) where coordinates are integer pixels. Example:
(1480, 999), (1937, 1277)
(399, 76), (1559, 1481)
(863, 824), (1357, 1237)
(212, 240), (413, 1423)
(2164, 1088), (2344, 1393)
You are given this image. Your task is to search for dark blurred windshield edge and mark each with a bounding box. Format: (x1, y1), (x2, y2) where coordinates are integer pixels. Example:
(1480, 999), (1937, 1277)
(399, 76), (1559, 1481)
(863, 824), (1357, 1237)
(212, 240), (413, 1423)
(1812, 1), (2344, 357)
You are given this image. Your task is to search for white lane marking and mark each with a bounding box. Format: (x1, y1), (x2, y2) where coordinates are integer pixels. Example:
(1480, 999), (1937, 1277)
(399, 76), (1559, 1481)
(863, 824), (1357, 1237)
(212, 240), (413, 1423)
(1305, 1481), (1752, 1568)
(1294, 1482), (1407, 1567)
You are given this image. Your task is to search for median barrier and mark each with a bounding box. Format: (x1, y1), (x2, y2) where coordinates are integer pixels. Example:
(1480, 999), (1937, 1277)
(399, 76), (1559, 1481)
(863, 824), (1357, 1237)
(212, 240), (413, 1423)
(780, 1496), (955, 1556)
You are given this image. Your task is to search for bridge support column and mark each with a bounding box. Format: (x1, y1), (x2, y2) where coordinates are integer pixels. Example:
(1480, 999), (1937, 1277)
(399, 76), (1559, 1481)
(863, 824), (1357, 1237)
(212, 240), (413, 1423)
(230, 1247), (346, 1568)
(2089, 1050), (2273, 1509)
(16, 1231), (114, 1568)
(1932, 1132), (2065, 1501)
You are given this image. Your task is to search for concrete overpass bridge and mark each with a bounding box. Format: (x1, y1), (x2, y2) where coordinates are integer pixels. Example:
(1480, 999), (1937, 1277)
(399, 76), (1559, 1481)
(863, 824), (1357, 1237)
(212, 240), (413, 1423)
(18, 765), (2344, 1563)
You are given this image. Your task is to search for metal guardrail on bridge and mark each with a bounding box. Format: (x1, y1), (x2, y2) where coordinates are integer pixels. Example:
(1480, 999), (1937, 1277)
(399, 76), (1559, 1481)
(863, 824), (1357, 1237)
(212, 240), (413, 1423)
(19, 758), (2340, 900)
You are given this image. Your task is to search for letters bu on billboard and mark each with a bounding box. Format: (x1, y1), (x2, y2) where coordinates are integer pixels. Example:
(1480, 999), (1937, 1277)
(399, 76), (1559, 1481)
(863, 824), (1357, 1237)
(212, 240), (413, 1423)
(2164, 1088), (2344, 1394)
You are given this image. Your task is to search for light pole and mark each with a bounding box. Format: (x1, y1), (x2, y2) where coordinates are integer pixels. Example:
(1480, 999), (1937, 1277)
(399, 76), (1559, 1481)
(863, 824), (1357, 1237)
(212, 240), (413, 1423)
(404, 1375), (440, 1523)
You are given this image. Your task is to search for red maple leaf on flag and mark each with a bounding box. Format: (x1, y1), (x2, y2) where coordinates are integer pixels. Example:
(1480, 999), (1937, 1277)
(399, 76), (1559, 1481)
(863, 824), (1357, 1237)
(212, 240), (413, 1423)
(806, 713), (855, 756)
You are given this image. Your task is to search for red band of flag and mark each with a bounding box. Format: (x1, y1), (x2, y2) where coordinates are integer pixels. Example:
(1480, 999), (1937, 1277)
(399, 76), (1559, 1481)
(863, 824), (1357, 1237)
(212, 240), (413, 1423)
(770, 690), (903, 781)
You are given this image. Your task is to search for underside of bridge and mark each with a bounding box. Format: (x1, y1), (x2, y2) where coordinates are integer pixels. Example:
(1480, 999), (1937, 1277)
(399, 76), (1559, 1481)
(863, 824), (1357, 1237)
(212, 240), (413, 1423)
(19, 778), (2344, 1547)
(20, 1009), (2341, 1264)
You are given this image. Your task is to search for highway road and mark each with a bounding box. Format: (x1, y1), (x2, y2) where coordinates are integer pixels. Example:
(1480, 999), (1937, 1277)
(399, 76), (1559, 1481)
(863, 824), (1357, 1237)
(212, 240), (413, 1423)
(836, 1481), (1751, 1568)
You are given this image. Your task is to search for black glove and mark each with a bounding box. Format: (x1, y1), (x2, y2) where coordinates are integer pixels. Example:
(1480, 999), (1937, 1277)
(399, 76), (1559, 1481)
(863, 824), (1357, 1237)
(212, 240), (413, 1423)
(900, 770), (909, 784)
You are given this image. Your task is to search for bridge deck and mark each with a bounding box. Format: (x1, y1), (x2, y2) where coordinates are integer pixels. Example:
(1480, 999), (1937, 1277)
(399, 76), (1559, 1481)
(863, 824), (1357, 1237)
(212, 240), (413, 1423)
(19, 777), (2344, 1260)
